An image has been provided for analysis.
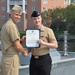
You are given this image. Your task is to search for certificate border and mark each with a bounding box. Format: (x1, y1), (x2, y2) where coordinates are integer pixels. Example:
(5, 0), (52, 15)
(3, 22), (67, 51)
(25, 28), (40, 48)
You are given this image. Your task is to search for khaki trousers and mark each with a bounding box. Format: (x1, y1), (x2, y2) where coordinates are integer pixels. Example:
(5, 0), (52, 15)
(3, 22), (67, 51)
(1, 55), (19, 75)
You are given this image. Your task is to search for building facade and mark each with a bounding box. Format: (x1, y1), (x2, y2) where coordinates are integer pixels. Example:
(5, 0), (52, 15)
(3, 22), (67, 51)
(27, 0), (71, 28)
(0, 0), (73, 30)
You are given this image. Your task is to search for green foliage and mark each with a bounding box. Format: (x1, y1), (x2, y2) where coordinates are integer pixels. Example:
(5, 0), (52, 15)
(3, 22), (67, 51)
(41, 4), (75, 35)
(0, 29), (1, 31)
(41, 9), (52, 27)
(19, 31), (26, 38)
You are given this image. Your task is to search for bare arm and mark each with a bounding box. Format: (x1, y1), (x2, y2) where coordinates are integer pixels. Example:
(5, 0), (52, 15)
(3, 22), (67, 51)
(14, 39), (28, 56)
(37, 39), (58, 48)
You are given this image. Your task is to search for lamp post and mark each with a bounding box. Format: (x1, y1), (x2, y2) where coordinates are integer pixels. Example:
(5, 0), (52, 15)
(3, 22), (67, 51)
(64, 31), (68, 56)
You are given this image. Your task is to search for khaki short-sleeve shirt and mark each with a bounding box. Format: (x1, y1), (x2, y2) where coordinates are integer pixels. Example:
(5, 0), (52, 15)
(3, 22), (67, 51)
(1, 18), (20, 55)
(31, 25), (57, 56)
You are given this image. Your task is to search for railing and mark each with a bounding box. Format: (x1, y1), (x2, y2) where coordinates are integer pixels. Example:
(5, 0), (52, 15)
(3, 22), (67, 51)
(9, 1), (27, 5)
(9, 1), (22, 5)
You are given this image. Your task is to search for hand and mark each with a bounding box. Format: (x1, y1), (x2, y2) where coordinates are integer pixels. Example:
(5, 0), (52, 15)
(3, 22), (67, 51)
(22, 50), (28, 56)
(37, 39), (45, 45)
(20, 36), (26, 43)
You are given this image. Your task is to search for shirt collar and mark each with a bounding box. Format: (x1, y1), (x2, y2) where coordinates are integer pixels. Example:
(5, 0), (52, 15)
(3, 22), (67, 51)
(40, 25), (45, 32)
(34, 25), (45, 32)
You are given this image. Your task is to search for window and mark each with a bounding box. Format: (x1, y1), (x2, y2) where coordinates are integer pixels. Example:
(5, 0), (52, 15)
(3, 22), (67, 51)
(2, 15), (6, 20)
(1, 0), (6, 2)
(32, 6), (37, 11)
(32, 0), (36, 2)
(2, 6), (6, 11)
(56, 0), (58, 2)
(43, 7), (46, 11)
(64, 0), (67, 4)
(43, 0), (47, 4)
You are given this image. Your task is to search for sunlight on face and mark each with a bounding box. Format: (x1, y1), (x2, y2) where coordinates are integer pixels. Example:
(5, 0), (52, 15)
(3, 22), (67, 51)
(31, 16), (42, 26)
(11, 11), (22, 24)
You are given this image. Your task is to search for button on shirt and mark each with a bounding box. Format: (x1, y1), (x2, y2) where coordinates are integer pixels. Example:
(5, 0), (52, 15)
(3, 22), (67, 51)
(31, 25), (57, 56)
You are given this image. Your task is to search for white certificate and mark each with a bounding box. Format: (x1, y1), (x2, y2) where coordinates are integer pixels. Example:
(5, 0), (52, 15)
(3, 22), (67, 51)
(26, 29), (40, 48)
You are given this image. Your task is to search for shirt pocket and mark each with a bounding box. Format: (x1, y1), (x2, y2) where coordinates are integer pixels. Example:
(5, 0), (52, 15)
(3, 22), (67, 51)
(41, 35), (48, 42)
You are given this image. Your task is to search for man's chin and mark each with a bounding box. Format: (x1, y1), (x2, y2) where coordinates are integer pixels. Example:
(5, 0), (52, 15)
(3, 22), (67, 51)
(16, 20), (19, 23)
(14, 21), (18, 24)
(36, 24), (40, 26)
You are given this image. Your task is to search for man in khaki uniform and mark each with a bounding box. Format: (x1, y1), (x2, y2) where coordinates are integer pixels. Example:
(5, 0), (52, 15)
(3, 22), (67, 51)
(1, 5), (28, 75)
(29, 11), (58, 75)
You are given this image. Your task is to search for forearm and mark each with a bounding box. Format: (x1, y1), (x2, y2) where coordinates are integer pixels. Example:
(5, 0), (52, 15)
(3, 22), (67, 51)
(37, 39), (58, 48)
(14, 39), (28, 56)
(14, 40), (26, 53)
(16, 44), (25, 53)
(43, 42), (58, 48)
(16, 44), (28, 56)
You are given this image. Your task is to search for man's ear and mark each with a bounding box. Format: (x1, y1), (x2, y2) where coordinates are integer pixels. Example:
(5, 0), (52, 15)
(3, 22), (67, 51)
(10, 10), (14, 17)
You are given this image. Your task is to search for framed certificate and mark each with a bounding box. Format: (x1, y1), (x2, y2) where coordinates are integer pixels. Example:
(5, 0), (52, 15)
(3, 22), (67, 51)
(26, 29), (40, 48)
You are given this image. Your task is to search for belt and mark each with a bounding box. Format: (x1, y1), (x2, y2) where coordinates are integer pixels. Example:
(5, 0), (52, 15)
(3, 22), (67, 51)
(32, 53), (49, 59)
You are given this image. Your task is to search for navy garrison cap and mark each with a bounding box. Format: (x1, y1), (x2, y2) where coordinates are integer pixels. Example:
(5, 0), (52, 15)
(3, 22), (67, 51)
(11, 5), (22, 14)
(31, 11), (40, 17)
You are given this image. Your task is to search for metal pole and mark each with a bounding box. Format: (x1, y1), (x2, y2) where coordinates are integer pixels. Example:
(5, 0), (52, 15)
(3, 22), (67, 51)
(7, 0), (9, 13)
(64, 31), (68, 56)
(22, 0), (27, 30)
(23, 0), (25, 13)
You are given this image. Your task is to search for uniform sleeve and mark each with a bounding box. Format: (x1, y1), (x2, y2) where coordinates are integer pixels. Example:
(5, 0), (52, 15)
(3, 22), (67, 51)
(48, 28), (57, 43)
(8, 25), (20, 42)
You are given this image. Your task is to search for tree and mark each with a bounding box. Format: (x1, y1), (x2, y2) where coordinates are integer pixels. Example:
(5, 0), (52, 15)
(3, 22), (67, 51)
(41, 4), (75, 35)
(64, 4), (75, 34)
(41, 9), (52, 27)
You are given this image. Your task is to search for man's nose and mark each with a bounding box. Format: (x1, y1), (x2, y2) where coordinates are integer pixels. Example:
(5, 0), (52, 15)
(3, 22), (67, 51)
(18, 16), (21, 19)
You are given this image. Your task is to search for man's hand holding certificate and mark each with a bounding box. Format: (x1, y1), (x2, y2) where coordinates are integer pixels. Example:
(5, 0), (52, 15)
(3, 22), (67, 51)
(26, 29), (40, 48)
